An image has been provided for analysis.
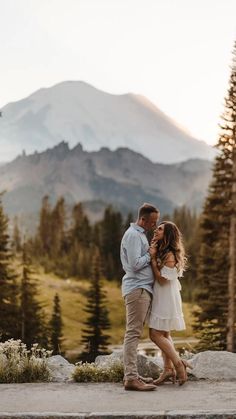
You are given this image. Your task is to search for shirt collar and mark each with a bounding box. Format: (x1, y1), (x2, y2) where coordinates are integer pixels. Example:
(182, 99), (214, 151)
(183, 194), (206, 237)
(130, 222), (145, 233)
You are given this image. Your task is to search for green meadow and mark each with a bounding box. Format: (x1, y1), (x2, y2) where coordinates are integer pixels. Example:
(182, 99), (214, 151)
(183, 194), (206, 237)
(30, 266), (194, 357)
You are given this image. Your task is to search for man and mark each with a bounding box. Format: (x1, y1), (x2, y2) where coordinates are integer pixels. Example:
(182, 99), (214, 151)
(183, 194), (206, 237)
(120, 203), (160, 391)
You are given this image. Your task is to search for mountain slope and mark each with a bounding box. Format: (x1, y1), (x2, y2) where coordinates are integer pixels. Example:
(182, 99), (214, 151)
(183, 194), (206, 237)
(0, 142), (213, 221)
(0, 81), (215, 163)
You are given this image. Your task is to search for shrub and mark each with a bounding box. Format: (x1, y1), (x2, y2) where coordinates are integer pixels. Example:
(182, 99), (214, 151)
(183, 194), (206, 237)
(73, 361), (124, 382)
(0, 339), (52, 383)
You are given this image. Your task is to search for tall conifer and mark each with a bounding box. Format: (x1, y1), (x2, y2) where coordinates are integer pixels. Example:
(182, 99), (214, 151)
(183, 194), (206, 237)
(0, 194), (19, 340)
(71, 202), (91, 248)
(38, 195), (52, 254)
(49, 293), (63, 355)
(194, 42), (236, 351)
(12, 215), (22, 253)
(20, 243), (48, 347)
(100, 206), (123, 280)
(79, 248), (111, 362)
(51, 197), (66, 258)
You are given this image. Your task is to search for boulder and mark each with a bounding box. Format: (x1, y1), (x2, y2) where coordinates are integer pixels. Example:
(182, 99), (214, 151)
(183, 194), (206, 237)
(47, 355), (76, 382)
(95, 350), (123, 367)
(95, 350), (162, 378)
(189, 351), (236, 380)
(137, 353), (162, 378)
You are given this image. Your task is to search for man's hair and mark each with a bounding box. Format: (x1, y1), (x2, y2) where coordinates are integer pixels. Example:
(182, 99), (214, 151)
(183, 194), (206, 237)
(138, 203), (159, 220)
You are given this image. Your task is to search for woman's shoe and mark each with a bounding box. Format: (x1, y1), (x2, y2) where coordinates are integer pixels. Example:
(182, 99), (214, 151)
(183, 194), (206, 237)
(175, 361), (187, 386)
(153, 368), (176, 385)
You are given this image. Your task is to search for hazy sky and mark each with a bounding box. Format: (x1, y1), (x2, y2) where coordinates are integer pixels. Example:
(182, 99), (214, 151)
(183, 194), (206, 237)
(1, 0), (236, 145)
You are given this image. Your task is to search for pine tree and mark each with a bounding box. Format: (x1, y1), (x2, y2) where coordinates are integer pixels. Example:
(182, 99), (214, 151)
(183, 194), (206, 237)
(79, 248), (111, 362)
(123, 212), (133, 232)
(225, 42), (236, 351)
(172, 206), (200, 302)
(68, 202), (92, 277)
(193, 42), (236, 351)
(0, 194), (19, 340)
(49, 293), (63, 355)
(100, 206), (123, 280)
(51, 197), (66, 258)
(38, 195), (52, 254)
(71, 202), (91, 248)
(12, 215), (22, 253)
(173, 206), (197, 240)
(193, 126), (231, 352)
(20, 243), (48, 348)
(228, 149), (236, 350)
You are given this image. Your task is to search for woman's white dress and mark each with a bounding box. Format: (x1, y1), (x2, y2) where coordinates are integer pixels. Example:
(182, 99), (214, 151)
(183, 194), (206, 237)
(149, 265), (186, 331)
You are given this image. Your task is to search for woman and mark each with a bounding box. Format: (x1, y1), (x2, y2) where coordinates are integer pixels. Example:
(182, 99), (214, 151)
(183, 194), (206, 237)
(149, 221), (191, 386)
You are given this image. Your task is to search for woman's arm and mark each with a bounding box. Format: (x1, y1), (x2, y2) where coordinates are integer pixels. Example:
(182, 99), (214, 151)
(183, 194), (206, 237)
(149, 245), (168, 285)
(163, 252), (176, 268)
(150, 258), (168, 285)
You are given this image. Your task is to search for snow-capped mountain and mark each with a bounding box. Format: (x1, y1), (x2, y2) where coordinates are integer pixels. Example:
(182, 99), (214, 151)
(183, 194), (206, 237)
(0, 81), (215, 163)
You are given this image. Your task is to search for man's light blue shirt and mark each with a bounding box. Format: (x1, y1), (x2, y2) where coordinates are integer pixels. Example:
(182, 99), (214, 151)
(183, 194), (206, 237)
(120, 223), (154, 297)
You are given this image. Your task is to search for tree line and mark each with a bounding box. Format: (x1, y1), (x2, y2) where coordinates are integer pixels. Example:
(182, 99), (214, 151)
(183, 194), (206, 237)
(0, 194), (111, 361)
(0, 195), (63, 354)
(24, 198), (126, 281)
(13, 196), (198, 302)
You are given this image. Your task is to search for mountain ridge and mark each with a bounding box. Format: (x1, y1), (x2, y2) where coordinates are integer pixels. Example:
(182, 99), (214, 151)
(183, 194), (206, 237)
(0, 142), (213, 225)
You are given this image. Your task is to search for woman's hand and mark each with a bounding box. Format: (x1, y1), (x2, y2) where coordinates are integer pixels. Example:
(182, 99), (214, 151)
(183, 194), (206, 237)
(149, 244), (157, 260)
(150, 235), (158, 246)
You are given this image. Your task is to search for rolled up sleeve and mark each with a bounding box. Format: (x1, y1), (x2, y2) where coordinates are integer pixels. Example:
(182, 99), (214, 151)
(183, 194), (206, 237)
(125, 234), (150, 272)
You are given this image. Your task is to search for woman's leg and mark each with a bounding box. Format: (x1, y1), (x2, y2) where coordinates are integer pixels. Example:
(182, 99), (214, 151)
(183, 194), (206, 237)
(162, 332), (175, 369)
(150, 329), (179, 365)
(149, 329), (175, 384)
(149, 328), (186, 384)
(161, 349), (172, 369)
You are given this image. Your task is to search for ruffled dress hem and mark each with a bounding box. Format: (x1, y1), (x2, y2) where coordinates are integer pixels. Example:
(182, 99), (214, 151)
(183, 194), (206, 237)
(149, 313), (186, 331)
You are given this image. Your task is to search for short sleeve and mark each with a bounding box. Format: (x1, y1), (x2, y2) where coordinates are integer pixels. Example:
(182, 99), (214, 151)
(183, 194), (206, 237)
(160, 266), (178, 281)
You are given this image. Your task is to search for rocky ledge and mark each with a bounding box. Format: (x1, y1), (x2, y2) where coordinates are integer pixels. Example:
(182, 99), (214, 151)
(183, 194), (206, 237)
(47, 350), (236, 382)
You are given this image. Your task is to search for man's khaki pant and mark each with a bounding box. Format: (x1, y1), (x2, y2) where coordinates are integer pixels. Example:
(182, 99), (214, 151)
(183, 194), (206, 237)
(123, 288), (152, 380)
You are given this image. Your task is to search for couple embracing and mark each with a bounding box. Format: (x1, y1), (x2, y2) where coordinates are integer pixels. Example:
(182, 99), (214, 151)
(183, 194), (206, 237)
(120, 203), (191, 391)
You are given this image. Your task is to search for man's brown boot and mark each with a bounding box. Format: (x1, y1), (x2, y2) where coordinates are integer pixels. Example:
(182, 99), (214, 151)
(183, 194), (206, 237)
(124, 377), (156, 391)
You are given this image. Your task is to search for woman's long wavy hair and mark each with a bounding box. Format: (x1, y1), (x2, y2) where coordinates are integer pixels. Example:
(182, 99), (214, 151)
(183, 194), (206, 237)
(156, 221), (187, 275)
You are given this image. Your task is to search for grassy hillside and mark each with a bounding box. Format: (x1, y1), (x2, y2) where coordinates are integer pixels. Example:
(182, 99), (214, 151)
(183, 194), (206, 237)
(16, 263), (194, 357)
